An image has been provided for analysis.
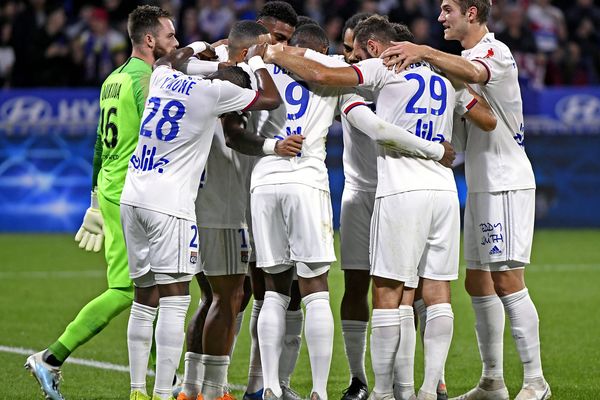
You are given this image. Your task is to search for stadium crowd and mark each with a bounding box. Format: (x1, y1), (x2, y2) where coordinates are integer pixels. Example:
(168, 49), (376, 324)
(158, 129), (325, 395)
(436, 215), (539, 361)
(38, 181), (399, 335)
(1, 0), (599, 88)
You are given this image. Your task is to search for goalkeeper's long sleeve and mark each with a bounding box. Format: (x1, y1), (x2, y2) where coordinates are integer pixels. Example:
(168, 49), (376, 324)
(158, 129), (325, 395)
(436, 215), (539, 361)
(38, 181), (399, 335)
(92, 131), (103, 189)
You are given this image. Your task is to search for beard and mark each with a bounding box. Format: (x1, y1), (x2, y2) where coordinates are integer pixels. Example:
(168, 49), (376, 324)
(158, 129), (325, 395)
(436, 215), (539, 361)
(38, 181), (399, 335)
(152, 44), (169, 60)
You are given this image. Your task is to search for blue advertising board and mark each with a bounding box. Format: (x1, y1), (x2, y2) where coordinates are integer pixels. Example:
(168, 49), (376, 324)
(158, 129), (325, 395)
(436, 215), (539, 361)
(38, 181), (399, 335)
(0, 87), (599, 232)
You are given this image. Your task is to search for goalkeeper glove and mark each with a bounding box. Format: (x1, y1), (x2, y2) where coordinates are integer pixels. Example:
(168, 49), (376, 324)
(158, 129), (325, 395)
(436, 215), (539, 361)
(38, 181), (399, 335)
(75, 189), (104, 252)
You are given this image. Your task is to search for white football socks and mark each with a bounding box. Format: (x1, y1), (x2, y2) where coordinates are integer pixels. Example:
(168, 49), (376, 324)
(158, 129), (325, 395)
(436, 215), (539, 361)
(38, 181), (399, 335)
(394, 305), (416, 400)
(201, 354), (230, 400)
(246, 300), (263, 394)
(258, 292), (290, 397)
(153, 295), (191, 399)
(421, 303), (453, 397)
(500, 288), (544, 384)
(472, 294), (505, 380)
(303, 291), (334, 400)
(182, 352), (204, 398)
(371, 308), (401, 395)
(279, 309), (304, 387)
(414, 299), (427, 340)
(341, 319), (369, 386)
(127, 302), (157, 393)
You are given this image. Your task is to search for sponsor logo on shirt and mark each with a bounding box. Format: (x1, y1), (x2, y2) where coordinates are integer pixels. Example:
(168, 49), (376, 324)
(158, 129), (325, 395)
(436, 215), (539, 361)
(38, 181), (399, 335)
(130, 144), (169, 173)
(190, 251), (198, 264)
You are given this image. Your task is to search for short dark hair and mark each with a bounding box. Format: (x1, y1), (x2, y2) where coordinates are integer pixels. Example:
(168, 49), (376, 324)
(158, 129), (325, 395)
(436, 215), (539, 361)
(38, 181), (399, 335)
(454, 0), (491, 24)
(289, 24), (329, 51)
(342, 12), (374, 39)
(296, 15), (320, 28)
(354, 15), (400, 48)
(127, 5), (172, 45)
(228, 20), (269, 50)
(207, 66), (252, 89)
(390, 22), (415, 42)
(257, 1), (298, 27)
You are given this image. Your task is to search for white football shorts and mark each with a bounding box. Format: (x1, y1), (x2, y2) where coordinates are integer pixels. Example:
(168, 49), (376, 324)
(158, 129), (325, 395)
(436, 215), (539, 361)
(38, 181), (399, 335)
(198, 227), (251, 276)
(464, 189), (535, 271)
(121, 204), (200, 282)
(370, 190), (460, 284)
(340, 188), (375, 271)
(251, 183), (336, 268)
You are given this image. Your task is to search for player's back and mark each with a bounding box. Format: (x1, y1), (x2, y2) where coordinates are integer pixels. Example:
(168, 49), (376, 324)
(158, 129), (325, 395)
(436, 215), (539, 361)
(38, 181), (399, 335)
(251, 60), (351, 192)
(355, 58), (457, 197)
(121, 65), (257, 221)
(97, 57), (151, 203)
(461, 33), (535, 193)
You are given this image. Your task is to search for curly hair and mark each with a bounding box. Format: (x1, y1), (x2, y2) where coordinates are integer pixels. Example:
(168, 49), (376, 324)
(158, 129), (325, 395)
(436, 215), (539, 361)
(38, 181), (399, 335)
(257, 1), (298, 27)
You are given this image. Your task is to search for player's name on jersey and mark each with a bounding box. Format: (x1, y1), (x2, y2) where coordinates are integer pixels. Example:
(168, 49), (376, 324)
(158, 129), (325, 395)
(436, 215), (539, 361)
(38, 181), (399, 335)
(158, 74), (197, 96)
(101, 82), (122, 100)
(272, 65), (290, 75)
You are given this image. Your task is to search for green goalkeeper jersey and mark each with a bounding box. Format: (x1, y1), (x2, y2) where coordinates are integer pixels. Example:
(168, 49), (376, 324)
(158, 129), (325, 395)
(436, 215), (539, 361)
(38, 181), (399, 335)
(93, 57), (152, 204)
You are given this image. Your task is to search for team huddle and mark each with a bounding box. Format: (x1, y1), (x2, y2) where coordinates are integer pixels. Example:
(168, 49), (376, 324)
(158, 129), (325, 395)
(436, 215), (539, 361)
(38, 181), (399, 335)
(25, 2), (551, 400)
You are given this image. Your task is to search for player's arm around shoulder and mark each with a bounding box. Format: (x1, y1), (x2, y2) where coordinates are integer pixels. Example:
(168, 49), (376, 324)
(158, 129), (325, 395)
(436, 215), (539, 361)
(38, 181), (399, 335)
(456, 85), (497, 132)
(263, 43), (360, 87)
(243, 44), (281, 111)
(380, 41), (489, 85)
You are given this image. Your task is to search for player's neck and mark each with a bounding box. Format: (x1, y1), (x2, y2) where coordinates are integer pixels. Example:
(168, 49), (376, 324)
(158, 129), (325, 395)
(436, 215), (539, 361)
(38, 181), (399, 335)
(461, 25), (489, 50)
(131, 48), (155, 67)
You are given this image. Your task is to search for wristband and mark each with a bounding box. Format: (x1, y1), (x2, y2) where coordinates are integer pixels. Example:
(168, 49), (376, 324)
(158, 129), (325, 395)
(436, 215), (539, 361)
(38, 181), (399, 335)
(91, 189), (100, 209)
(262, 138), (278, 155)
(248, 56), (267, 72)
(187, 41), (208, 54)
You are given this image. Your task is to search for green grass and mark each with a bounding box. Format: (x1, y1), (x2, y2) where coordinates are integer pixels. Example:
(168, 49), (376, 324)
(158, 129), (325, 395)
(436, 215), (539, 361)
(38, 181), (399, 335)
(1, 230), (599, 399)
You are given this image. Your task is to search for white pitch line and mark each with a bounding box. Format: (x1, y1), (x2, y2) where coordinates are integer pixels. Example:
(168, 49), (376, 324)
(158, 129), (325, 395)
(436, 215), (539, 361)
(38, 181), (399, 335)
(0, 270), (105, 279)
(1, 345), (246, 391)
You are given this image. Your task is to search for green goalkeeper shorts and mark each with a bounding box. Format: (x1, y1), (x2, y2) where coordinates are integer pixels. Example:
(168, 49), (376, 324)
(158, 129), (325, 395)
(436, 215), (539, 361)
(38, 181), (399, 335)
(98, 192), (133, 289)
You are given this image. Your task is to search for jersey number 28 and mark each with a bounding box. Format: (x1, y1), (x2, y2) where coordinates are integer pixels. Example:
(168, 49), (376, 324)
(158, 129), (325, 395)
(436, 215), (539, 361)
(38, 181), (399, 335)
(139, 97), (186, 141)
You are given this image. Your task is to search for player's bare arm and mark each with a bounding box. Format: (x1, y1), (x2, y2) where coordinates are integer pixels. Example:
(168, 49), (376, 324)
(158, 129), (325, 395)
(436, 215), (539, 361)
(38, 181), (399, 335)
(221, 112), (303, 157)
(264, 44), (360, 87)
(154, 41), (212, 69)
(244, 44), (282, 110)
(462, 88), (497, 131)
(380, 41), (488, 84)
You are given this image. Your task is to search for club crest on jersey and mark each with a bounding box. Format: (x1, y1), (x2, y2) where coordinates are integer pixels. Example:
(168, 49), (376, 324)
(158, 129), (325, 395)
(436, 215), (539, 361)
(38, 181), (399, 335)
(130, 144), (170, 173)
(190, 251), (198, 264)
(484, 48), (494, 58)
(241, 250), (249, 263)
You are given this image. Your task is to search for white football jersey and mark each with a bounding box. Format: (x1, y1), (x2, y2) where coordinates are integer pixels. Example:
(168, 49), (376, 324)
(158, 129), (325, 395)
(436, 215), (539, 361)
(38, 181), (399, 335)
(251, 56), (360, 192)
(120, 65), (258, 221)
(303, 50), (378, 193)
(195, 124), (253, 228)
(194, 46), (255, 229)
(461, 33), (536, 193)
(354, 58), (461, 198)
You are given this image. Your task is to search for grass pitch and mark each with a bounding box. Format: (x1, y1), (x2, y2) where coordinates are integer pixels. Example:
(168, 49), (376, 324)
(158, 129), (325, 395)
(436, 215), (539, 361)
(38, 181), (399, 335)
(1, 230), (599, 399)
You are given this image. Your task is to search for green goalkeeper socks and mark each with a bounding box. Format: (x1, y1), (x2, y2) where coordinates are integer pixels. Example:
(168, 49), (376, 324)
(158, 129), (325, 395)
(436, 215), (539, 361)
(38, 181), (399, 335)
(48, 286), (133, 363)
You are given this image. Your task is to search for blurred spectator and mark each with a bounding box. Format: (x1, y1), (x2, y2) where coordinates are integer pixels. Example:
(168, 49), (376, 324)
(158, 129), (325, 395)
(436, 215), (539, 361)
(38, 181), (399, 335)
(10, 0), (48, 86)
(389, 0), (427, 28)
(31, 6), (74, 86)
(497, 4), (545, 87)
(545, 42), (593, 85)
(179, 6), (202, 44)
(570, 17), (600, 82)
(304, 0), (325, 25)
(198, 0), (235, 42)
(0, 18), (15, 87)
(565, 0), (600, 37)
(527, 0), (567, 54)
(73, 7), (127, 86)
(324, 16), (343, 55)
(232, 0), (257, 20)
(410, 16), (439, 47)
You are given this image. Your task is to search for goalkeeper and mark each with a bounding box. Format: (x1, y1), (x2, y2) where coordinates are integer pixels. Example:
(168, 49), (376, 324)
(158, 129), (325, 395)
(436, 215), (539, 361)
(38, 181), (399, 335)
(25, 5), (178, 400)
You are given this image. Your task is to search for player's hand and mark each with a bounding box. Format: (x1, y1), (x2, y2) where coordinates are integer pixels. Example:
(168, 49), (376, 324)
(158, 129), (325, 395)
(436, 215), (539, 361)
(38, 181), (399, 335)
(380, 41), (429, 73)
(246, 43), (268, 61)
(74, 190), (104, 252)
(438, 141), (456, 168)
(275, 135), (304, 157)
(263, 43), (284, 63)
(197, 45), (217, 60)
